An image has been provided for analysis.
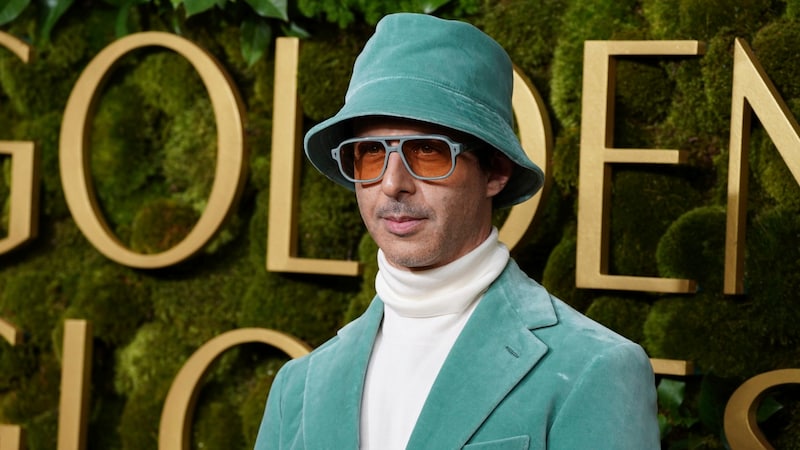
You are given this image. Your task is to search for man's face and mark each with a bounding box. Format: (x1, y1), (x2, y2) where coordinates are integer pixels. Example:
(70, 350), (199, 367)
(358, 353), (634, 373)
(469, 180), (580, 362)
(353, 118), (510, 271)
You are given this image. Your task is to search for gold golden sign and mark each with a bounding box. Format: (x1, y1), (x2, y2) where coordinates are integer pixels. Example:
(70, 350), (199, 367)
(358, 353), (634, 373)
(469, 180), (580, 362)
(59, 32), (247, 269)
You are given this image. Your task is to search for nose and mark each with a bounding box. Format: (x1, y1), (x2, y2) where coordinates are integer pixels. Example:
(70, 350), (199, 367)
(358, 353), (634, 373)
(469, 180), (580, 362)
(380, 152), (415, 198)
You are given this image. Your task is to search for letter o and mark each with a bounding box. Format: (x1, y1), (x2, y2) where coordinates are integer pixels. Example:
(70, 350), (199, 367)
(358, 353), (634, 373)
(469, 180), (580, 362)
(59, 32), (247, 268)
(158, 328), (311, 450)
(724, 368), (800, 450)
(498, 68), (552, 250)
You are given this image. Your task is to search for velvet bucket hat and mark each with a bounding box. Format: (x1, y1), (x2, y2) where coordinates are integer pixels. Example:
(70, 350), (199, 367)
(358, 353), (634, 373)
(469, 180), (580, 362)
(303, 13), (544, 209)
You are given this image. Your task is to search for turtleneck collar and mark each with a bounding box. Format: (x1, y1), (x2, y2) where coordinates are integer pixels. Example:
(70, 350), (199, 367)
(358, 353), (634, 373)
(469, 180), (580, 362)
(375, 227), (510, 318)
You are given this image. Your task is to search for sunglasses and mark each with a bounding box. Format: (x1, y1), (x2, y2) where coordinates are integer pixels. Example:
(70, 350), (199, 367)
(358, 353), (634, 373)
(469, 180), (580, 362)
(331, 134), (466, 183)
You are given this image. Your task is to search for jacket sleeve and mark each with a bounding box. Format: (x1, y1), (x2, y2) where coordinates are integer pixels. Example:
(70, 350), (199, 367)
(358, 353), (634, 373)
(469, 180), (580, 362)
(254, 365), (288, 450)
(548, 341), (661, 449)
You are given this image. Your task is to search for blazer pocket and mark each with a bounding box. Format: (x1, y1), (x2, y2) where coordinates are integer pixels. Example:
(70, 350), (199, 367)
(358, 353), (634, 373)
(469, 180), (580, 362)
(463, 435), (530, 450)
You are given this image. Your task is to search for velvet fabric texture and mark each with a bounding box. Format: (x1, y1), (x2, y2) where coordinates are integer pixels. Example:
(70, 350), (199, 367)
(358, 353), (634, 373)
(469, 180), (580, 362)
(303, 13), (544, 209)
(254, 260), (660, 449)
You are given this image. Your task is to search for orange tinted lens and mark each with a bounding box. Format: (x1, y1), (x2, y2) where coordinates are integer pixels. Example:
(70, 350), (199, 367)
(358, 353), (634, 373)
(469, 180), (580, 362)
(347, 140), (386, 180)
(401, 138), (453, 177)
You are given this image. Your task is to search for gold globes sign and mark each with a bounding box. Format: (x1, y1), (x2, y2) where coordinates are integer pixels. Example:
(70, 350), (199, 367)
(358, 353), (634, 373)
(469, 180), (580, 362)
(0, 31), (797, 450)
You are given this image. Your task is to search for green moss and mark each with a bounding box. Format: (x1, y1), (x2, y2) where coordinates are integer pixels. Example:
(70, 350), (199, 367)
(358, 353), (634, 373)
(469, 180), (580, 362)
(541, 230), (594, 312)
(114, 321), (194, 396)
(656, 206), (726, 293)
(87, 394), (125, 450)
(0, 343), (38, 392)
(0, 29), (78, 116)
(753, 135), (800, 212)
(247, 189), (270, 269)
(614, 58), (674, 148)
(193, 385), (246, 449)
(508, 184), (571, 280)
(130, 50), (207, 117)
(118, 386), (169, 450)
(610, 167), (703, 277)
(64, 263), (151, 346)
(0, 354), (60, 425)
(24, 409), (58, 450)
(744, 207), (800, 346)
(91, 81), (169, 232)
(12, 111), (70, 219)
(344, 232), (379, 322)
(0, 157), (10, 234)
(129, 199), (199, 254)
(643, 295), (740, 376)
(698, 31), (736, 139)
(0, 2), (799, 448)
(585, 295), (650, 342)
(298, 28), (364, 122)
(162, 103), (217, 211)
(238, 271), (353, 348)
(643, 0), (777, 40)
(0, 270), (66, 346)
(752, 20), (800, 102)
(788, 0), (800, 19)
(552, 125), (580, 196)
(550, 0), (643, 128)
(297, 164), (364, 260)
(238, 357), (287, 448)
(476, 0), (567, 98)
(151, 279), (242, 352)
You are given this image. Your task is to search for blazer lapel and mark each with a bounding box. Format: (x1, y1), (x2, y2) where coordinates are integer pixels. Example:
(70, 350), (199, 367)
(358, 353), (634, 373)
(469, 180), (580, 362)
(405, 261), (558, 449)
(303, 298), (384, 449)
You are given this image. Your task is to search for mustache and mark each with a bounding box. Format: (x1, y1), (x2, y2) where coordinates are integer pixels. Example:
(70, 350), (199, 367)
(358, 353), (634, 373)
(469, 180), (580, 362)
(375, 201), (431, 218)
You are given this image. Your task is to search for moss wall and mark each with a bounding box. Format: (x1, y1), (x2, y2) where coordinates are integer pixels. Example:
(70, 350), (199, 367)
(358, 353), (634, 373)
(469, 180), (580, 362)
(0, 0), (799, 448)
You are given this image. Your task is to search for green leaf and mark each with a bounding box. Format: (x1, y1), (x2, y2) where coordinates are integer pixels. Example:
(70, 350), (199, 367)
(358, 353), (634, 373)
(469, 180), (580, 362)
(240, 18), (271, 67)
(0, 0), (31, 26)
(657, 378), (686, 413)
(657, 413), (672, 438)
(244, 0), (287, 21)
(112, 0), (146, 37)
(38, 0), (75, 44)
(183, 0), (216, 17)
(756, 395), (783, 422)
(417, 0), (450, 14)
(280, 21), (310, 39)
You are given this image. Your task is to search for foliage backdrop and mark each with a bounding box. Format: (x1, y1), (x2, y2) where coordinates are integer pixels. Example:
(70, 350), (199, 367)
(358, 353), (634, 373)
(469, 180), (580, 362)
(0, 0), (799, 448)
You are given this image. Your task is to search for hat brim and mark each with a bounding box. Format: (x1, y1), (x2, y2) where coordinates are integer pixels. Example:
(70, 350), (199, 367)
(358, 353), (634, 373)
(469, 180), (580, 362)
(304, 77), (544, 209)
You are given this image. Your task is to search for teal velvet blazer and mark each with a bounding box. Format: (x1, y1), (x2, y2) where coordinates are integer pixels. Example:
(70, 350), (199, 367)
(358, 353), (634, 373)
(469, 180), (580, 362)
(255, 260), (660, 449)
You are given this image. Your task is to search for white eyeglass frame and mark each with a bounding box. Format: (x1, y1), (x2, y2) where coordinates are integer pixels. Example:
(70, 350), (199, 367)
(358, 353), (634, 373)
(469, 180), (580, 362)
(330, 134), (465, 183)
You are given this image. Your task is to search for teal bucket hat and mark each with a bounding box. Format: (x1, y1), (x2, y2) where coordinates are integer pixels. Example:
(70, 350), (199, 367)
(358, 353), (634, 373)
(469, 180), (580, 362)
(303, 13), (544, 209)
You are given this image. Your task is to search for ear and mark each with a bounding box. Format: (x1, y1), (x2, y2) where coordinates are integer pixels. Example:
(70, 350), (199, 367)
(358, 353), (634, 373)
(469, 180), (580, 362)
(486, 153), (513, 198)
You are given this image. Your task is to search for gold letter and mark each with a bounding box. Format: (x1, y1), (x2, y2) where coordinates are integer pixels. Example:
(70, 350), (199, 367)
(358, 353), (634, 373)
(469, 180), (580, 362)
(0, 32), (39, 255)
(725, 39), (800, 294)
(649, 358), (694, 376)
(0, 31), (30, 62)
(498, 68), (553, 249)
(724, 368), (800, 449)
(158, 328), (310, 450)
(0, 425), (23, 450)
(0, 317), (23, 450)
(58, 320), (92, 450)
(576, 41), (703, 293)
(60, 32), (247, 269)
(266, 37), (361, 275)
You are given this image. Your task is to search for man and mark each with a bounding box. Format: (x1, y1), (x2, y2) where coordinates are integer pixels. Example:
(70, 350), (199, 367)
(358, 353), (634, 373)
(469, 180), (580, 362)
(255, 13), (660, 449)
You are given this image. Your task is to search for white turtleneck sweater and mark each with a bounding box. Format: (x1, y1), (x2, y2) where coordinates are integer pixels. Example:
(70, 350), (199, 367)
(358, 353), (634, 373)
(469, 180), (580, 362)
(359, 228), (510, 450)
